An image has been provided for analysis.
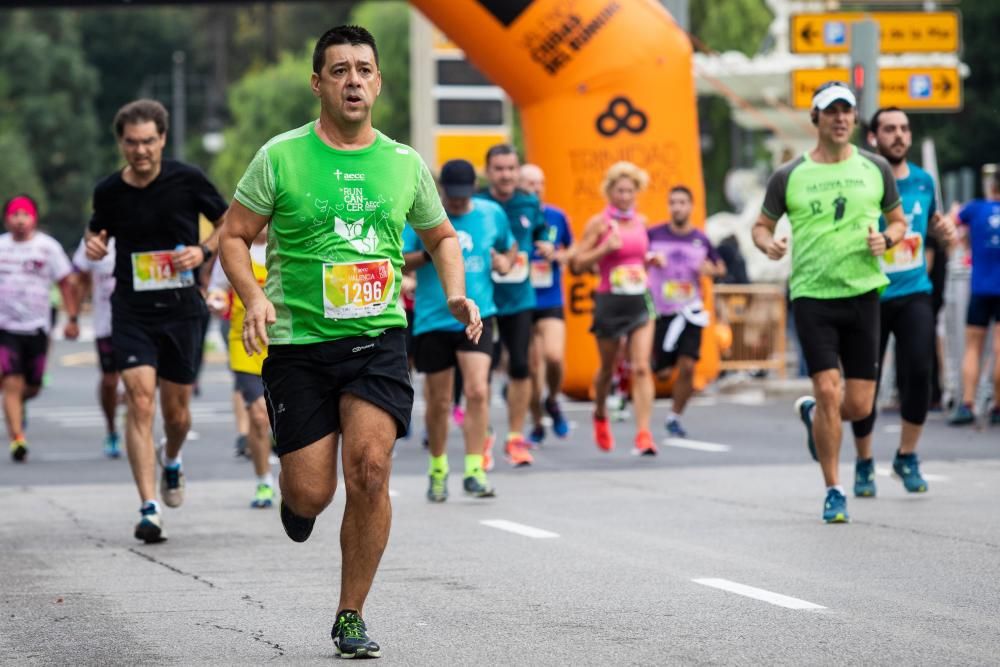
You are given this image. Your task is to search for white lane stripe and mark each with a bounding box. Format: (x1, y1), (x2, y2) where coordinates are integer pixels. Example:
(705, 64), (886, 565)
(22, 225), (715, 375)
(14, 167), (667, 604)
(875, 468), (948, 482)
(661, 438), (732, 453)
(480, 519), (559, 539)
(692, 578), (826, 610)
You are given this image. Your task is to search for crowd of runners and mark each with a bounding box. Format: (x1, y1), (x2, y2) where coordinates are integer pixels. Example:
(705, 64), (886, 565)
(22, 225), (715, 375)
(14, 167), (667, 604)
(2, 23), (1000, 660)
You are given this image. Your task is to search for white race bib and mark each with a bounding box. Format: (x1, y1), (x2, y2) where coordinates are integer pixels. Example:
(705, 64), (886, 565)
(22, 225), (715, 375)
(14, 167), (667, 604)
(880, 232), (923, 274)
(492, 251), (530, 284)
(131, 251), (194, 291)
(530, 260), (554, 288)
(609, 264), (648, 295)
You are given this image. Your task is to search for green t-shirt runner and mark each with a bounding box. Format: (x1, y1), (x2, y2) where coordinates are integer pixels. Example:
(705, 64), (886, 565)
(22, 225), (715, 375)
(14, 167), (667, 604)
(234, 122), (446, 344)
(761, 147), (901, 300)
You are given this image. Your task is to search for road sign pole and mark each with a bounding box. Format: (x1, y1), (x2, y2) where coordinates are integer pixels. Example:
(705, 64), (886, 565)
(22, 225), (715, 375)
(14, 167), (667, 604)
(850, 19), (879, 132)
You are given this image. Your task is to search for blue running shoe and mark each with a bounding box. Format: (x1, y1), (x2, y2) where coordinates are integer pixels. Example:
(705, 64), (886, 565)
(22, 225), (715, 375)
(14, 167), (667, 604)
(427, 470), (448, 503)
(948, 403), (974, 426)
(854, 458), (876, 497)
(990, 407), (1000, 426)
(892, 451), (928, 493)
(332, 610), (381, 659)
(103, 432), (121, 459)
(665, 417), (687, 438)
(545, 397), (570, 438)
(794, 396), (818, 462)
(822, 488), (850, 524)
(528, 425), (545, 448)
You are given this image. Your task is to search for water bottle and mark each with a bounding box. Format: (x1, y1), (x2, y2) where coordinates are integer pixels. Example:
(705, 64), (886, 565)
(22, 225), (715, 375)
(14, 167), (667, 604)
(175, 244), (194, 284)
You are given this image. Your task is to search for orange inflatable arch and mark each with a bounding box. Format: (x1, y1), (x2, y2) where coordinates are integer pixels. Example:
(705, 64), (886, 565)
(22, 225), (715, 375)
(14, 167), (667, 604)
(410, 0), (719, 398)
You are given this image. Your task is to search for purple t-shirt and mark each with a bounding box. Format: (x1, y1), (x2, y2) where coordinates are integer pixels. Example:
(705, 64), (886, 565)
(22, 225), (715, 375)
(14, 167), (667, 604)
(647, 224), (720, 315)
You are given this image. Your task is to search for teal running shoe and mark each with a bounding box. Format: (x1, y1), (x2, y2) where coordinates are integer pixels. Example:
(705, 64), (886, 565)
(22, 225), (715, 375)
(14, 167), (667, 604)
(332, 610), (381, 659)
(892, 451), (928, 493)
(822, 488), (850, 524)
(463, 469), (495, 498)
(948, 403), (974, 426)
(990, 407), (1000, 425)
(427, 469), (448, 503)
(103, 432), (121, 459)
(794, 396), (818, 462)
(854, 458), (876, 497)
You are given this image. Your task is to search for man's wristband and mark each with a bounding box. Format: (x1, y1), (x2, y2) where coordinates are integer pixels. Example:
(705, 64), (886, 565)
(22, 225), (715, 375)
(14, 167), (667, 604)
(882, 232), (896, 249)
(68, 314), (79, 324)
(200, 243), (214, 264)
(422, 250), (432, 264)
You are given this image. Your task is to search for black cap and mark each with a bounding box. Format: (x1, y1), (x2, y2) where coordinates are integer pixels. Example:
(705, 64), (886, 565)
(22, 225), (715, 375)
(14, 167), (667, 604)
(439, 159), (476, 198)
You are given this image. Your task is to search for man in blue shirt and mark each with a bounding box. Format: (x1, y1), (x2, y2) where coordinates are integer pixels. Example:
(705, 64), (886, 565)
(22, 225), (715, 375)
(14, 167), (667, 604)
(518, 163), (573, 445)
(950, 169), (1000, 426)
(475, 145), (553, 468)
(403, 159), (516, 501)
(850, 107), (955, 496)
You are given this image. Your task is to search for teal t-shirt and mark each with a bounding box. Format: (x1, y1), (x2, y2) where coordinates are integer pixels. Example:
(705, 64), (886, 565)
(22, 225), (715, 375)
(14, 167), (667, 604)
(234, 123), (446, 344)
(403, 198), (512, 336)
(762, 147), (901, 300)
(879, 162), (936, 301)
(474, 188), (547, 315)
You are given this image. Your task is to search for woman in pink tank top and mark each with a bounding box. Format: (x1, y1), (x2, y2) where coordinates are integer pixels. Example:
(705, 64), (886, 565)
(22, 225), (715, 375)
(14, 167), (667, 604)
(570, 161), (661, 456)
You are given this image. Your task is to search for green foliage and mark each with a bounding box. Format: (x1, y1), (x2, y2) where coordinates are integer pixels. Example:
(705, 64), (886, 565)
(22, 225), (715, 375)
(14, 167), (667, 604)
(0, 10), (101, 247)
(690, 0), (773, 56)
(211, 49), (319, 199)
(350, 1), (411, 144)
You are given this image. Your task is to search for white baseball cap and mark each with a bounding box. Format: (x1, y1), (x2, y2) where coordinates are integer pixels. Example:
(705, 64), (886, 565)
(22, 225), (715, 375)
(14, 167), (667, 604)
(811, 82), (857, 110)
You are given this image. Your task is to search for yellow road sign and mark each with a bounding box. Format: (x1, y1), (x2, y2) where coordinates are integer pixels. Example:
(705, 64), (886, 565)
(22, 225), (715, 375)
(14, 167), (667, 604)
(791, 12), (960, 54)
(791, 67), (962, 112)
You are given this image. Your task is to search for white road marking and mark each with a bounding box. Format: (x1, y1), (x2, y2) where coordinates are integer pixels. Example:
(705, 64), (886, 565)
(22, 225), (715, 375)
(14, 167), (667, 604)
(480, 519), (559, 539)
(389, 490), (400, 498)
(692, 578), (826, 610)
(661, 438), (732, 453)
(883, 424), (902, 434)
(876, 468), (948, 482)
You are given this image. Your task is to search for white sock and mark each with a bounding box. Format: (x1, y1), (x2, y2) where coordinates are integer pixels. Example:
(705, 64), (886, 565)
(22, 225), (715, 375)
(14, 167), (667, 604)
(668, 411), (680, 422)
(165, 454), (182, 468)
(257, 473), (274, 487)
(827, 485), (845, 495)
(142, 499), (161, 512)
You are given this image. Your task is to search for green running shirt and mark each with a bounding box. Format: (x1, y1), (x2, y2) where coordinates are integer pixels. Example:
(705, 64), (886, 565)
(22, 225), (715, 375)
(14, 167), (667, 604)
(761, 148), (901, 300)
(235, 123), (446, 344)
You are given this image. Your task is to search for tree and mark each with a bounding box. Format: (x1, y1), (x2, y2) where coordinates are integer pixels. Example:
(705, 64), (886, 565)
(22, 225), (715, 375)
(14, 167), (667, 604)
(210, 49), (319, 199)
(0, 10), (102, 247)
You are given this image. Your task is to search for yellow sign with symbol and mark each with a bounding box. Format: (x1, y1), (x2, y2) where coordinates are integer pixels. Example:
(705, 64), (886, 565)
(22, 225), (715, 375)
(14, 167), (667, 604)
(791, 67), (962, 112)
(791, 12), (960, 54)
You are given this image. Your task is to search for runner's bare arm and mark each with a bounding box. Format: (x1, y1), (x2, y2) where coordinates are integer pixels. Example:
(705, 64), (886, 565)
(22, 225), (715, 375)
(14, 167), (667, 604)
(173, 211), (226, 271)
(220, 199), (274, 355)
(415, 220), (483, 343)
(58, 274), (81, 340)
(569, 215), (611, 275)
(752, 213), (787, 260)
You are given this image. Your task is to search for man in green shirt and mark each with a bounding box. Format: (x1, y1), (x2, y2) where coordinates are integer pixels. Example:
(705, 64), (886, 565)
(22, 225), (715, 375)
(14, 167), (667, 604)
(752, 82), (906, 524)
(220, 25), (481, 659)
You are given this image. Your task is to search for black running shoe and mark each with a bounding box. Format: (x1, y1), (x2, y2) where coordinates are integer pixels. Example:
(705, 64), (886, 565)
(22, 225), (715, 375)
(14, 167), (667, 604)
(332, 610), (381, 659)
(280, 500), (315, 543)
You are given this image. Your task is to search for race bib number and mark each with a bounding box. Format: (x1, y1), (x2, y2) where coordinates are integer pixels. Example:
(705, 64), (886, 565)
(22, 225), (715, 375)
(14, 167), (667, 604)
(131, 251), (194, 291)
(661, 280), (696, 305)
(609, 264), (648, 295)
(322, 260), (394, 319)
(881, 232), (924, 274)
(530, 260), (554, 288)
(492, 251), (529, 284)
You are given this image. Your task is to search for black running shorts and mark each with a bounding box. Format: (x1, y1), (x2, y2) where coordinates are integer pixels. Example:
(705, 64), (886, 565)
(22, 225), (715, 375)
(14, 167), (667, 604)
(414, 317), (495, 374)
(532, 306), (565, 323)
(496, 309), (533, 379)
(792, 290), (879, 380)
(966, 293), (1000, 328)
(234, 371), (265, 407)
(112, 307), (207, 385)
(653, 313), (703, 371)
(261, 328), (413, 456)
(96, 336), (116, 375)
(0, 329), (49, 388)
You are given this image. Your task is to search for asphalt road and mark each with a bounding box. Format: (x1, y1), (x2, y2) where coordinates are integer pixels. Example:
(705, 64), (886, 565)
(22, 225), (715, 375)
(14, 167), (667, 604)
(1, 337), (998, 665)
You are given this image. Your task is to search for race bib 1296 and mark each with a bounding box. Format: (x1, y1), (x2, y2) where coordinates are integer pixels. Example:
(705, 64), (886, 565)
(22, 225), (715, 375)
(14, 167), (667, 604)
(322, 260), (394, 319)
(131, 251), (194, 291)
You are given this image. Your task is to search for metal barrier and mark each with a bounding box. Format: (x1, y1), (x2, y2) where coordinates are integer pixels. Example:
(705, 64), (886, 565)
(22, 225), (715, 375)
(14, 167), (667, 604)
(942, 259), (995, 412)
(713, 284), (787, 378)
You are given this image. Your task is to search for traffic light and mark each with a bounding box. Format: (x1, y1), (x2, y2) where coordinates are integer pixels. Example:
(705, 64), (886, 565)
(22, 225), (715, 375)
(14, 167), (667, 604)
(850, 19), (880, 129)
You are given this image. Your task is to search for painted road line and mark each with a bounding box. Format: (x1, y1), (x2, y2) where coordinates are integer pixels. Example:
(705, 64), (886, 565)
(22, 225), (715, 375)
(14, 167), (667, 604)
(876, 468), (948, 482)
(661, 438), (732, 453)
(692, 578), (826, 610)
(480, 519), (559, 539)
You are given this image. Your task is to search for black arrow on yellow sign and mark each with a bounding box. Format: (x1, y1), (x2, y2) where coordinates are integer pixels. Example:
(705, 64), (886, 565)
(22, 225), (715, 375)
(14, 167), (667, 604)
(800, 22), (818, 44)
(936, 76), (953, 94)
